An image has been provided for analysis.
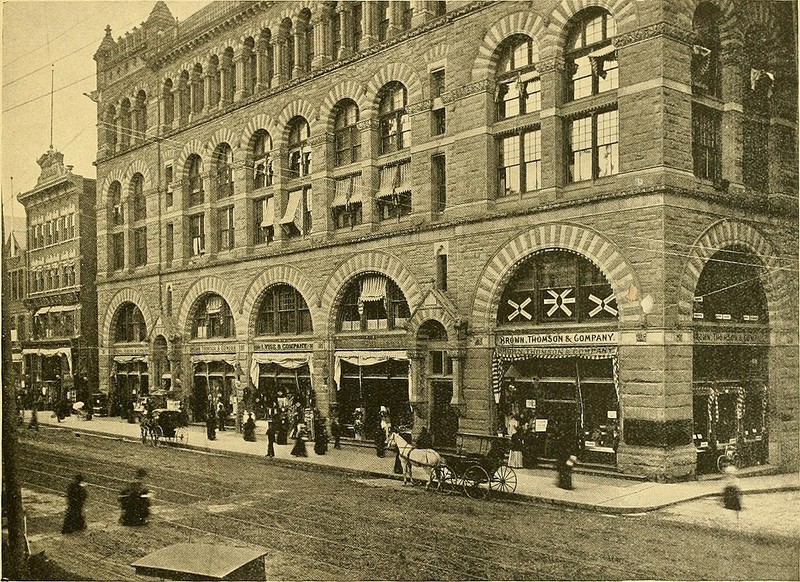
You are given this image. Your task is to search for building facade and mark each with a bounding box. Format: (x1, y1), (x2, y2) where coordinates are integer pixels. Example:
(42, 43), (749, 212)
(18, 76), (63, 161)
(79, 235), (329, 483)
(93, 0), (797, 479)
(5, 232), (28, 401)
(18, 149), (98, 410)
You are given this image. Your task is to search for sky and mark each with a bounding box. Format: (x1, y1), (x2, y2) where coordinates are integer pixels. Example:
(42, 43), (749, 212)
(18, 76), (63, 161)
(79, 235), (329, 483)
(2, 0), (209, 236)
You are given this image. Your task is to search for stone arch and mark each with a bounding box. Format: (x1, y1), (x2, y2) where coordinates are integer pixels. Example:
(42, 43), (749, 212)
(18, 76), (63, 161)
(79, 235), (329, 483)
(424, 44), (448, 68)
(177, 276), (242, 339)
(320, 80), (369, 133)
(470, 223), (642, 332)
(204, 127), (241, 156)
(122, 159), (154, 192)
(241, 113), (278, 148)
(274, 0), (314, 21)
(364, 63), (424, 117)
(471, 11), (548, 81)
(277, 98), (320, 143)
(407, 305), (461, 344)
(547, 0), (640, 52)
(242, 265), (321, 335)
(100, 287), (155, 347)
(322, 251), (423, 336)
(99, 169), (126, 205)
(677, 220), (790, 328)
(175, 139), (206, 174)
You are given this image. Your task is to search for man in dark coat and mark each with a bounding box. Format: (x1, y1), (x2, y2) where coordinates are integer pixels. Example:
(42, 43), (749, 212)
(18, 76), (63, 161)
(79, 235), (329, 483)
(416, 426), (433, 449)
(119, 469), (150, 526)
(553, 419), (577, 490)
(266, 420), (276, 457)
(206, 410), (217, 440)
(62, 474), (87, 534)
(217, 403), (226, 431)
(314, 419), (329, 455)
(330, 417), (342, 450)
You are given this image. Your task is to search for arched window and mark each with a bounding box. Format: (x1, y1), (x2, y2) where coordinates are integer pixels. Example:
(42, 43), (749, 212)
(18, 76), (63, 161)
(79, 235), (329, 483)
(692, 3), (721, 97)
(105, 105), (117, 151)
(163, 79), (174, 126)
(338, 274), (410, 331)
(287, 117), (311, 178)
(119, 99), (131, 149)
(115, 302), (147, 342)
(244, 37), (257, 95)
(134, 90), (147, 143)
(334, 100), (361, 165)
(109, 181), (123, 225)
(192, 294), (235, 339)
(256, 284), (313, 335)
(566, 8), (617, 101)
(497, 250), (617, 324)
(281, 19), (294, 81)
(131, 173), (146, 221)
(186, 154), (204, 206)
(378, 82), (409, 154)
(214, 143), (234, 198)
(178, 70), (190, 123)
(495, 35), (540, 120)
(192, 63), (204, 114)
(252, 130), (274, 189)
(694, 246), (768, 324)
(209, 55), (221, 108)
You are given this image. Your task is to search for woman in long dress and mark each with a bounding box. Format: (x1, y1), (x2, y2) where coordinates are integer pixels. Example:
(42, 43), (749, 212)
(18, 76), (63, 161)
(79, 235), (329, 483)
(62, 474), (87, 534)
(291, 423), (307, 457)
(508, 429), (524, 469)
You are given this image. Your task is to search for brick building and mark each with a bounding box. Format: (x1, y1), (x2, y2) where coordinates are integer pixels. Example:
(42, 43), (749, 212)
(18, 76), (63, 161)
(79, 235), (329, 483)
(93, 0), (797, 479)
(5, 231), (28, 400)
(18, 149), (98, 410)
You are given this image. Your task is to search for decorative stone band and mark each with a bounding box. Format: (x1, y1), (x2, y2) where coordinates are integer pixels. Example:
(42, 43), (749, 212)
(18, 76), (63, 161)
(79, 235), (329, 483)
(442, 78), (491, 105)
(356, 118), (380, 131)
(536, 57), (566, 74)
(308, 133), (331, 147)
(614, 22), (694, 49)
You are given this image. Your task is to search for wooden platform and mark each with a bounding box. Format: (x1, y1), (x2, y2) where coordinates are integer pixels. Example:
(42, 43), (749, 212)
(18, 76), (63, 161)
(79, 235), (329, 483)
(131, 543), (267, 581)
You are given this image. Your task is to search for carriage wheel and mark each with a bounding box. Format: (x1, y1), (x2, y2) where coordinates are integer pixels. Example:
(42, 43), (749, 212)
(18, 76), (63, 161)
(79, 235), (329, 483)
(175, 426), (188, 445)
(150, 425), (163, 447)
(462, 465), (490, 500)
(434, 466), (456, 495)
(490, 465), (517, 494)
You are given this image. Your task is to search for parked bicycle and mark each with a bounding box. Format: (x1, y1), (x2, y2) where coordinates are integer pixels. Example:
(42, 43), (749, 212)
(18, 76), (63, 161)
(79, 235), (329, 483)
(716, 441), (739, 472)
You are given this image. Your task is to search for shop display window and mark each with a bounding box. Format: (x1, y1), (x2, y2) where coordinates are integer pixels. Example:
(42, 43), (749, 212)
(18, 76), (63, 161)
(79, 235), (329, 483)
(337, 274), (410, 332)
(337, 360), (411, 439)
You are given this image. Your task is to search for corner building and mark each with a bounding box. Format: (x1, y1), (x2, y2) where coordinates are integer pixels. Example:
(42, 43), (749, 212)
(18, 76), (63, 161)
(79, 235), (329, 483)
(94, 0), (798, 479)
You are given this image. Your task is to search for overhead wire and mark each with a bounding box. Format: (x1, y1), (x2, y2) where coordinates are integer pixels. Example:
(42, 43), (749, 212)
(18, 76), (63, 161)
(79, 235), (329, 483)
(3, 11), (99, 69)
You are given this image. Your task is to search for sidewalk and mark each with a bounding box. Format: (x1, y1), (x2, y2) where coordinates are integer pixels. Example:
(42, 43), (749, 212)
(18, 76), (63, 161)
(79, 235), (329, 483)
(29, 411), (799, 514)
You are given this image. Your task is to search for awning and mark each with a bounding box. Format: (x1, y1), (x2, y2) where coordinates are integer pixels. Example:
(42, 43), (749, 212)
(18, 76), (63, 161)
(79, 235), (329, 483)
(260, 197), (274, 228)
(279, 189), (303, 227)
(205, 295), (223, 315)
(588, 44), (617, 78)
(113, 355), (147, 364)
(334, 350), (408, 388)
(49, 304), (80, 314)
(359, 275), (386, 303)
(191, 355), (237, 368)
(21, 347), (73, 373)
(249, 353), (314, 386)
(333, 175), (363, 208)
(35, 306), (52, 316)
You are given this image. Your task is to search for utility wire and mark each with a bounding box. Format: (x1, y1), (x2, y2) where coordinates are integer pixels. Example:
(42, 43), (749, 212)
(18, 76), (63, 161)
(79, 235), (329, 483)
(3, 11), (99, 69)
(3, 38), (98, 89)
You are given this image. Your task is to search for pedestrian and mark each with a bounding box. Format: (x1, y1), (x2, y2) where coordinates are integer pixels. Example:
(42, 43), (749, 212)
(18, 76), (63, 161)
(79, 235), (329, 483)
(374, 429), (386, 458)
(721, 465), (742, 516)
(243, 413), (257, 442)
(217, 402), (226, 431)
(266, 420), (276, 457)
(314, 419), (329, 455)
(291, 423), (307, 457)
(61, 474), (87, 534)
(330, 417), (342, 450)
(206, 410), (217, 440)
(553, 420), (577, 490)
(28, 407), (39, 431)
(508, 429), (524, 469)
(521, 422), (537, 469)
(119, 468), (150, 526)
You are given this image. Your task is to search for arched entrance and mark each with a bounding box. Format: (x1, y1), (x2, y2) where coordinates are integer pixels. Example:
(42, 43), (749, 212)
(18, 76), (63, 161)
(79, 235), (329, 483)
(691, 245), (770, 472)
(417, 320), (458, 449)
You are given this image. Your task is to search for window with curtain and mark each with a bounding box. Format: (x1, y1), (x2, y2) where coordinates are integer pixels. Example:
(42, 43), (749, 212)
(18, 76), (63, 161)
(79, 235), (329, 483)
(215, 143), (234, 198)
(568, 109), (618, 182)
(193, 294), (235, 339)
(495, 35), (540, 120)
(337, 274), (410, 331)
(287, 117), (312, 178)
(187, 155), (204, 206)
(132, 174), (146, 221)
(115, 303), (147, 342)
(254, 197), (275, 244)
(692, 3), (721, 97)
(498, 128), (540, 196)
(256, 284), (312, 335)
(110, 181), (123, 225)
(565, 8), (617, 101)
(334, 100), (361, 166)
(379, 82), (410, 154)
(252, 131), (273, 189)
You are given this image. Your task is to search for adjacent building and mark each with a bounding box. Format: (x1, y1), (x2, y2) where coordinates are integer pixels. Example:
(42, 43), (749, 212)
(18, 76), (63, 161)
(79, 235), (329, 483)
(92, 0), (798, 479)
(17, 148), (98, 409)
(5, 231), (28, 401)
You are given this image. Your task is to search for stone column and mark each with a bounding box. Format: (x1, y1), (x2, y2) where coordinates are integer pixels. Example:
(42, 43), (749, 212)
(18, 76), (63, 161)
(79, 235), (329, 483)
(357, 118), (379, 227)
(411, 0), (433, 27)
(362, 2), (376, 47)
(272, 146), (287, 242)
(407, 348), (426, 439)
(203, 73), (213, 114)
(311, 10), (330, 70)
(171, 88), (181, 129)
(720, 53), (744, 188)
(336, 2), (352, 60)
(234, 54), (248, 102)
(449, 348), (466, 408)
(114, 113), (123, 152)
(387, 0), (403, 38)
(255, 39), (269, 92)
(220, 59), (233, 107)
(292, 25), (305, 79)
(272, 35), (287, 86)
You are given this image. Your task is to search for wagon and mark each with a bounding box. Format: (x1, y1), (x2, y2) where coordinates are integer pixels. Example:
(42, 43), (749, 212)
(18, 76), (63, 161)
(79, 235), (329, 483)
(433, 434), (517, 499)
(153, 409), (189, 445)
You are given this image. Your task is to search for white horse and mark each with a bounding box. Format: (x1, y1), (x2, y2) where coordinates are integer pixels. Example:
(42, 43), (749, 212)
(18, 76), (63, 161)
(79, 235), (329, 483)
(386, 431), (444, 489)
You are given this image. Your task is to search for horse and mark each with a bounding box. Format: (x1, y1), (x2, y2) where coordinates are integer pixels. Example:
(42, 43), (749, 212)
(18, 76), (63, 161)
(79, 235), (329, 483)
(386, 431), (445, 490)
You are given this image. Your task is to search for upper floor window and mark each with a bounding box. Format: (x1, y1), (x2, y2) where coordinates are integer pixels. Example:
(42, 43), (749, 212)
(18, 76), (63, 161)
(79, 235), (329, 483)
(119, 99), (132, 150)
(287, 117), (312, 178)
(568, 109), (618, 182)
(379, 82), (410, 154)
(187, 154), (204, 206)
(377, 2), (389, 41)
(112, 232), (125, 271)
(134, 90), (147, 143)
(498, 128), (541, 196)
(252, 131), (274, 189)
(110, 181), (124, 225)
(256, 284), (313, 336)
(214, 143), (234, 199)
(332, 174), (363, 229)
(338, 274), (410, 331)
(334, 100), (361, 166)
(189, 213), (205, 256)
(566, 8), (617, 101)
(132, 173), (146, 221)
(497, 250), (617, 325)
(254, 197), (275, 244)
(496, 36), (540, 120)
(115, 302), (147, 342)
(692, 103), (721, 182)
(192, 294), (234, 339)
(692, 3), (721, 97)
(376, 161), (412, 220)
(163, 79), (175, 126)
(280, 187), (312, 238)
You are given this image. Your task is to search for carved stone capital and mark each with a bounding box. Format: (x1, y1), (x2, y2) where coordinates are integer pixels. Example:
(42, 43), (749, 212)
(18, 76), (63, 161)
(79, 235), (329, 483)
(356, 118), (380, 131)
(309, 133), (332, 147)
(536, 56), (566, 73)
(405, 100), (431, 114)
(442, 78), (491, 104)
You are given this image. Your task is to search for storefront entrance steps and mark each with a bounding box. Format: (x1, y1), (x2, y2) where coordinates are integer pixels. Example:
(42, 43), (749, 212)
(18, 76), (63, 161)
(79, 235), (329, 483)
(27, 410), (800, 515)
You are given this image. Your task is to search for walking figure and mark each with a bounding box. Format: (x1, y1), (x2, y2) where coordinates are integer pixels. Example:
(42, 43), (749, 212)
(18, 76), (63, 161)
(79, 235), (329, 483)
(722, 465), (743, 516)
(243, 413), (257, 442)
(62, 474), (87, 534)
(266, 420), (276, 457)
(206, 410), (217, 440)
(119, 469), (150, 526)
(28, 407), (39, 431)
(330, 417), (342, 450)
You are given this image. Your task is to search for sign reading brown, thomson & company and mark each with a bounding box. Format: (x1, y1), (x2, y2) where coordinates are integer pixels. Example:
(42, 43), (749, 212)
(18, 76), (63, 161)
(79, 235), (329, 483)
(497, 331), (618, 347)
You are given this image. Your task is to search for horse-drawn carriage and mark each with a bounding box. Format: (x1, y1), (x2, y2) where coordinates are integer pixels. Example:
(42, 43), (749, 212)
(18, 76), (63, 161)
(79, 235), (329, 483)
(387, 432), (517, 500)
(141, 409), (188, 446)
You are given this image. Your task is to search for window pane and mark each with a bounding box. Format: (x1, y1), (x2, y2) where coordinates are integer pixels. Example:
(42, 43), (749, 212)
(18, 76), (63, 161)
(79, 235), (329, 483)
(585, 15), (604, 45)
(598, 58), (618, 93)
(572, 56), (593, 99)
(597, 110), (618, 177)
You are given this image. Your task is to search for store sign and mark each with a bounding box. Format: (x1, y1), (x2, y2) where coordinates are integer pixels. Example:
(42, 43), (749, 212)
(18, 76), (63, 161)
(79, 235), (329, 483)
(694, 329), (769, 345)
(254, 341), (313, 352)
(497, 331), (618, 347)
(189, 344), (235, 354)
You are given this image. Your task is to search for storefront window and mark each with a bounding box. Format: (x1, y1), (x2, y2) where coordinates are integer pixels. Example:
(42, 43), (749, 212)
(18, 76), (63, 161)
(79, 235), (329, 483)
(253, 362), (312, 421)
(693, 246), (768, 324)
(192, 294), (235, 339)
(191, 361), (235, 420)
(337, 274), (410, 332)
(255, 284), (312, 336)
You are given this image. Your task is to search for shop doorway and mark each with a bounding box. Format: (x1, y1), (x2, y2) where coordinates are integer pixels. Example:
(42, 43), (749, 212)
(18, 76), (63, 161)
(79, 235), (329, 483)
(253, 362), (312, 420)
(431, 380), (458, 449)
(338, 360), (411, 440)
(191, 361), (235, 420)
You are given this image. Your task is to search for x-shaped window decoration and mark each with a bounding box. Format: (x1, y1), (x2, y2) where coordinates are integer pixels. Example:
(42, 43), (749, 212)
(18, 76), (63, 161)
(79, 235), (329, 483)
(507, 297), (532, 321)
(544, 288), (575, 317)
(588, 292), (619, 317)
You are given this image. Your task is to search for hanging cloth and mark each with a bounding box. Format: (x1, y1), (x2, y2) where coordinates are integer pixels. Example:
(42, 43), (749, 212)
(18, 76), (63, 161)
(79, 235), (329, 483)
(359, 275), (386, 303)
